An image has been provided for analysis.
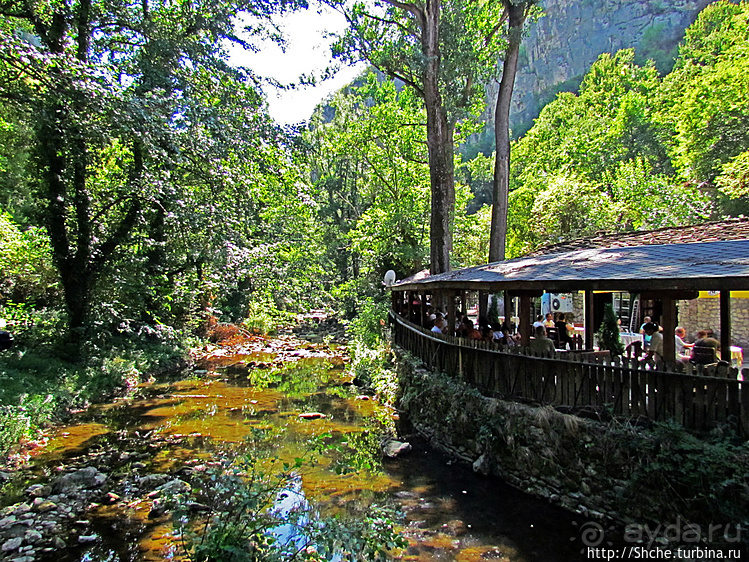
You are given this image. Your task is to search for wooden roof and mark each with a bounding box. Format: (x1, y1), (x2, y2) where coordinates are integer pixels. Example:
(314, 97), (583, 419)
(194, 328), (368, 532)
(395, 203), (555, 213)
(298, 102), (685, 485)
(392, 220), (749, 293)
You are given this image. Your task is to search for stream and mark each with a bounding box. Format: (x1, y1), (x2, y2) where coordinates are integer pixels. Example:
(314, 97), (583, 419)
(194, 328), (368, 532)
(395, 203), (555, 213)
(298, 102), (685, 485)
(0, 331), (588, 562)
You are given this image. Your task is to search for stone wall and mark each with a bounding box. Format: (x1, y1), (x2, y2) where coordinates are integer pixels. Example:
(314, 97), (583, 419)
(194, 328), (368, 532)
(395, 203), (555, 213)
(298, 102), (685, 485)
(679, 297), (749, 351)
(396, 352), (749, 533)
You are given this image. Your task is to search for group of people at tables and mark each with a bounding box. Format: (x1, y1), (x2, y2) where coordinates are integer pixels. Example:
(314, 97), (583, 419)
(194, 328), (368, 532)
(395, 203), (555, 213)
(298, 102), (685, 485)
(424, 308), (725, 366)
(425, 309), (575, 352)
(638, 316), (723, 366)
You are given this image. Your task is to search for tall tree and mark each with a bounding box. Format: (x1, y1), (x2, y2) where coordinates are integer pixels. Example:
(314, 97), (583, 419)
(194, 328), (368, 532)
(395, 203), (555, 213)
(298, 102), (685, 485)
(330, 0), (504, 274)
(489, 0), (539, 263)
(0, 0), (303, 348)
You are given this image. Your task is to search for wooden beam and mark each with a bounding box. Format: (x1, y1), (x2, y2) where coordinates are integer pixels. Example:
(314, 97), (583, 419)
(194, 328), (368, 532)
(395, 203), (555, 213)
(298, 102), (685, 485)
(720, 290), (731, 361)
(507, 289), (544, 297)
(662, 296), (676, 364)
(640, 290), (700, 301)
(584, 290), (595, 350)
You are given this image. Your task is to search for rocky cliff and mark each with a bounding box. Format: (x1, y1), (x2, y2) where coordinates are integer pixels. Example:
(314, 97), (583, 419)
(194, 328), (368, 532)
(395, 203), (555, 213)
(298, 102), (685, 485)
(498, 0), (714, 137)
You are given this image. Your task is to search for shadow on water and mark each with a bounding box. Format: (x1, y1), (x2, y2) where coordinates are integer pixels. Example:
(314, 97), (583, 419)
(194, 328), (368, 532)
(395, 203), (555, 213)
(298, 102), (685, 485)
(9, 350), (590, 562)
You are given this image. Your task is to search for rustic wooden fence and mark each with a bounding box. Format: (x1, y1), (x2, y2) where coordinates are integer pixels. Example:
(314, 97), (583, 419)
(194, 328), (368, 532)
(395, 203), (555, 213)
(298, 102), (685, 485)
(391, 312), (749, 436)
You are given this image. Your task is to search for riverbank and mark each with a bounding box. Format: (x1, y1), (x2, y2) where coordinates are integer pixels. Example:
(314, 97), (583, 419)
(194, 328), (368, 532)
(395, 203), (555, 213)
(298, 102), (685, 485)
(0, 322), (353, 561)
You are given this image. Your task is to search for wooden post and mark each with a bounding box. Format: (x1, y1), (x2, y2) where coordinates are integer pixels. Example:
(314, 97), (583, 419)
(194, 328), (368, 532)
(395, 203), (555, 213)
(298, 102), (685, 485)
(391, 290), (398, 313)
(447, 291), (457, 336)
(407, 291), (413, 323)
(503, 290), (512, 329)
(720, 290), (731, 362)
(662, 296), (676, 364)
(479, 291), (488, 319)
(519, 295), (532, 346)
(420, 291), (426, 326)
(460, 291), (467, 315)
(584, 290), (595, 350)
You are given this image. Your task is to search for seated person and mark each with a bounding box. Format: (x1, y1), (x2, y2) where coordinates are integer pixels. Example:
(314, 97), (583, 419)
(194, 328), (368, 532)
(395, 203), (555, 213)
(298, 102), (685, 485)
(477, 316), (494, 342)
(641, 322), (663, 365)
(530, 326), (555, 356)
(431, 313), (446, 334)
(554, 313), (573, 349)
(496, 323), (519, 346)
(532, 315), (545, 329)
(461, 317), (483, 340)
(690, 330), (720, 365)
(543, 313), (555, 328)
(675, 326), (693, 362)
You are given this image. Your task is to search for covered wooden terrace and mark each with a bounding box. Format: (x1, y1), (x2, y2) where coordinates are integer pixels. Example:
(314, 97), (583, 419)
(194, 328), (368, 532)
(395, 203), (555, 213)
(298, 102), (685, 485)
(390, 239), (749, 365)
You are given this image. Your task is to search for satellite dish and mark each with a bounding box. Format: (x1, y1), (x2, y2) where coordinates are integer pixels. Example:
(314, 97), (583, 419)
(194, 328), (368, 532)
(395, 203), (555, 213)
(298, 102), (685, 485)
(383, 270), (396, 286)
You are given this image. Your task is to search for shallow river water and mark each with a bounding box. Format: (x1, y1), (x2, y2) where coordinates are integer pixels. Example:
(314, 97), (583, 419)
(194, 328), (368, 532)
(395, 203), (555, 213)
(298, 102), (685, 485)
(6, 337), (588, 561)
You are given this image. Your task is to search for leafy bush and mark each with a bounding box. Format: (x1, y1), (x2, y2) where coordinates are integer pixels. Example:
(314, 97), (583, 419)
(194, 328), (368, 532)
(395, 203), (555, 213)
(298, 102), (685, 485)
(631, 421), (749, 524)
(597, 303), (624, 356)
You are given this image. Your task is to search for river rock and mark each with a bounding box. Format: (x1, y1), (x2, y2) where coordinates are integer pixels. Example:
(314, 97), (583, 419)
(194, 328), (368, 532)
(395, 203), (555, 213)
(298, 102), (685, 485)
(53, 467), (106, 493)
(25, 484), (51, 498)
(23, 530), (42, 544)
(298, 412), (326, 420)
(382, 439), (412, 458)
(1, 537), (23, 552)
(154, 479), (191, 497)
(77, 534), (99, 544)
(31, 498), (57, 513)
(472, 454), (492, 476)
(137, 473), (168, 491)
(51, 537), (66, 549)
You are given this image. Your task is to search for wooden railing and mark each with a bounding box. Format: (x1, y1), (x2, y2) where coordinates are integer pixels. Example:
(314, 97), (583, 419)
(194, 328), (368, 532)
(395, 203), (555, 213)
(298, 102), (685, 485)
(390, 311), (749, 436)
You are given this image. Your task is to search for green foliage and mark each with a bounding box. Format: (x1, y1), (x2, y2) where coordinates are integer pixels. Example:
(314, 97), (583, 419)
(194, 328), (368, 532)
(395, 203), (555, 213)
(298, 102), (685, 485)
(172, 436), (406, 561)
(597, 303), (624, 356)
(660, 1), (749, 185)
(717, 150), (749, 199)
(0, 209), (59, 306)
(632, 421), (749, 524)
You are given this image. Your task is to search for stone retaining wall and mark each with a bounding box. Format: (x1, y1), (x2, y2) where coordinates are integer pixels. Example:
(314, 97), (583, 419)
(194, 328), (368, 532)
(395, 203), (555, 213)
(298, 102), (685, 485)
(396, 351), (749, 536)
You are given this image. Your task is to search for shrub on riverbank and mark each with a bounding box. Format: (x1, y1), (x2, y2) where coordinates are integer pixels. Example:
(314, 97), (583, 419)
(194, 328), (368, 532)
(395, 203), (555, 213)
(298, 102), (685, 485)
(0, 312), (193, 462)
(346, 297), (400, 407)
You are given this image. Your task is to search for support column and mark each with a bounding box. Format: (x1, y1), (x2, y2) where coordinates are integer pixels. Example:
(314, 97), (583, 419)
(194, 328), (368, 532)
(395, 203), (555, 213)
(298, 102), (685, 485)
(662, 296), (677, 364)
(460, 291), (467, 316)
(478, 291), (488, 319)
(420, 292), (426, 326)
(584, 290), (595, 350)
(407, 291), (413, 323)
(519, 296), (532, 346)
(447, 291), (457, 336)
(391, 290), (398, 314)
(720, 290), (731, 361)
(503, 290), (512, 329)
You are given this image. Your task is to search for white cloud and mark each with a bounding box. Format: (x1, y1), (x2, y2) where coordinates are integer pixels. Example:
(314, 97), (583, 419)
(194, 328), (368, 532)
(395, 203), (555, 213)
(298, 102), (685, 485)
(229, 7), (366, 125)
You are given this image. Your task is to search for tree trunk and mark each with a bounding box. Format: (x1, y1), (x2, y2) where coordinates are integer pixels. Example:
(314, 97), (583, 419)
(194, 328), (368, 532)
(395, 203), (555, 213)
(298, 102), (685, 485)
(423, 0), (454, 274)
(489, 2), (527, 263)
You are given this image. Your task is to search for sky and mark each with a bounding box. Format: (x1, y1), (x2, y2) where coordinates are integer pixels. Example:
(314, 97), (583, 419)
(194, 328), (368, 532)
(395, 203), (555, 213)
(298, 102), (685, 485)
(229, 7), (366, 125)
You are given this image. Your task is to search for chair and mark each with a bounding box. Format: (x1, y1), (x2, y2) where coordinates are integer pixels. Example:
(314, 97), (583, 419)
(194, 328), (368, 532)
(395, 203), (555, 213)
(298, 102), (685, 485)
(545, 327), (559, 346)
(690, 345), (717, 366)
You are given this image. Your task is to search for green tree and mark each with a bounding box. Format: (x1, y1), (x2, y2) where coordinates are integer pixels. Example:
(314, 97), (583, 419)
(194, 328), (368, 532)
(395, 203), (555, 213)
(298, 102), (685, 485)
(0, 0), (305, 347)
(329, 0), (505, 274)
(659, 1), (749, 188)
